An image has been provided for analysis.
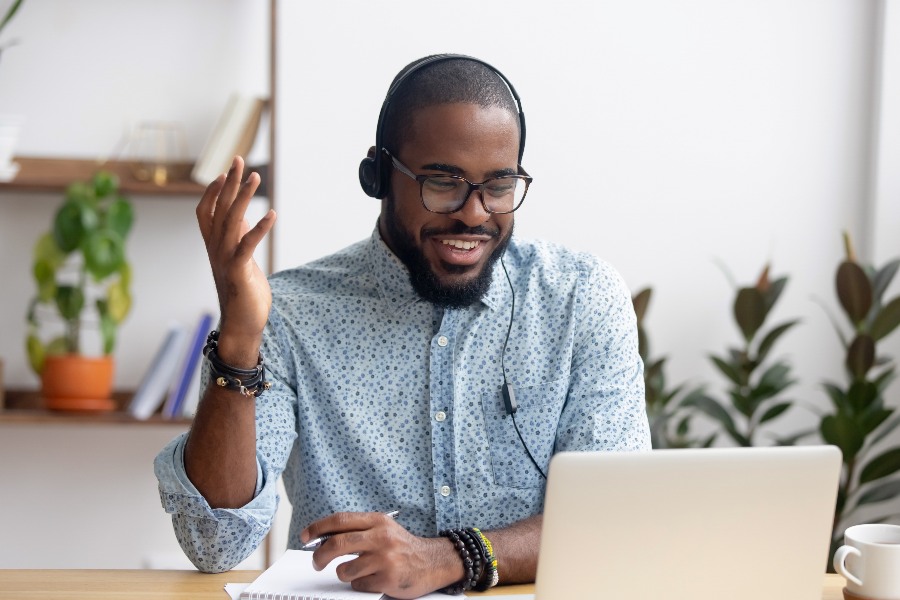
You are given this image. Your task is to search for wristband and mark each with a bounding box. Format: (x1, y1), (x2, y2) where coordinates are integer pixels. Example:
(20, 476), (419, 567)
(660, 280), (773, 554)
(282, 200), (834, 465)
(203, 330), (271, 397)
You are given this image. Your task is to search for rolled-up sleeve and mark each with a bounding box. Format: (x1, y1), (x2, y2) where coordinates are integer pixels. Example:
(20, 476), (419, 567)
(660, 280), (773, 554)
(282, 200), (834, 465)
(153, 433), (280, 573)
(154, 314), (299, 573)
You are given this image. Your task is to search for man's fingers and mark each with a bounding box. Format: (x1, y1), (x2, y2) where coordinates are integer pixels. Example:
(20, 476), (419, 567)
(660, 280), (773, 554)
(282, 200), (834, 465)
(303, 512), (389, 543)
(196, 174), (226, 242)
(223, 172), (262, 244)
(234, 210), (276, 262)
(211, 156), (245, 232)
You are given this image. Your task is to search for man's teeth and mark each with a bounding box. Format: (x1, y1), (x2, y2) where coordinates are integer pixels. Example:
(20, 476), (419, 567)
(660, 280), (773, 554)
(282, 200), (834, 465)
(441, 240), (480, 250)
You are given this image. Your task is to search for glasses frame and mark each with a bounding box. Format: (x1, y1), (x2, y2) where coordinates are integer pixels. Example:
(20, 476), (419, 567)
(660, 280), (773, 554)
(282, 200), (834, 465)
(385, 149), (532, 215)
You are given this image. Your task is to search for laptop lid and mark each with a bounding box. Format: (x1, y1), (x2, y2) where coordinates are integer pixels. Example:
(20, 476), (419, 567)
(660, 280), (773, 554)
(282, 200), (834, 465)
(535, 446), (841, 600)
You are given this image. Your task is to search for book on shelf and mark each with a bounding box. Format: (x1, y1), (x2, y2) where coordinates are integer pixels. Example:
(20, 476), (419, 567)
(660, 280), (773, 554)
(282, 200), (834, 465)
(191, 92), (267, 185)
(127, 323), (188, 420)
(161, 311), (215, 420)
(237, 550), (457, 600)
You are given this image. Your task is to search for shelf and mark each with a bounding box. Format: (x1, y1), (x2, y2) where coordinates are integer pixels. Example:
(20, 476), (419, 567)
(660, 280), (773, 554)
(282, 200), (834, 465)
(0, 389), (192, 426)
(0, 157), (207, 196)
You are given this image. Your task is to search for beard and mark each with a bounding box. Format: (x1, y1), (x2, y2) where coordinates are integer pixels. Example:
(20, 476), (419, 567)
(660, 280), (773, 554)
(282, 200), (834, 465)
(383, 193), (513, 308)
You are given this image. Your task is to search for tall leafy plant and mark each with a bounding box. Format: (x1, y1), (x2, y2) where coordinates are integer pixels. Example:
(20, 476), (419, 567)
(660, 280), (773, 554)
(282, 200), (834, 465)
(685, 265), (800, 446)
(818, 234), (900, 560)
(633, 287), (712, 449)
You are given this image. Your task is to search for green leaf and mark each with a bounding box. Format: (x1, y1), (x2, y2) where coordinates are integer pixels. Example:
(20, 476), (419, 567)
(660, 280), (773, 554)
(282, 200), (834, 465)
(873, 368), (897, 394)
(105, 197), (134, 239)
(861, 408), (892, 437)
(55, 286), (84, 321)
(99, 312), (116, 354)
(812, 296), (848, 348)
(837, 261), (873, 325)
(772, 427), (817, 446)
(872, 259), (900, 304)
(823, 383), (848, 412)
(32, 258), (57, 303)
(0, 0), (24, 35)
(756, 320), (800, 363)
(25, 333), (45, 375)
(682, 392), (747, 445)
(856, 478), (900, 506)
(710, 354), (742, 386)
(870, 296), (900, 341)
(763, 276), (788, 313)
(637, 326), (648, 361)
(749, 362), (794, 402)
(92, 171), (118, 198)
(871, 412), (900, 447)
(106, 279), (132, 324)
(81, 229), (125, 280)
(846, 335), (876, 380)
(847, 379), (878, 413)
(759, 401), (791, 424)
(632, 288), (651, 324)
(53, 200), (96, 252)
(860, 448), (900, 484)
(734, 287), (767, 342)
(821, 414), (865, 461)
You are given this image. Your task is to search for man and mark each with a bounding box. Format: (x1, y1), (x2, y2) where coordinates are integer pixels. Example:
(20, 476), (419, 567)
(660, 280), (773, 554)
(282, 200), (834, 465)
(155, 55), (650, 598)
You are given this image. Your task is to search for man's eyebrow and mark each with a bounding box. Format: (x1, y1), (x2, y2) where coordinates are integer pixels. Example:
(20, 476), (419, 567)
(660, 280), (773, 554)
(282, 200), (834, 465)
(421, 163), (518, 178)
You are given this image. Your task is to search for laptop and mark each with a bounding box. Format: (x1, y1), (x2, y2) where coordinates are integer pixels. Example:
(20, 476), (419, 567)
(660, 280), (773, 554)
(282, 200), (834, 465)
(535, 446), (842, 600)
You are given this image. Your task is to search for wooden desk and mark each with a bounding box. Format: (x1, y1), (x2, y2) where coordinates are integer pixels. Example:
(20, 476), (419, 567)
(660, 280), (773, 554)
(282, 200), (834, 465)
(0, 569), (846, 599)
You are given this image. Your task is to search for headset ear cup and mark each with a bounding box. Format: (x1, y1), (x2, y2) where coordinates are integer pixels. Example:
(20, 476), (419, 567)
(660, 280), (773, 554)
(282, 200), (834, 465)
(359, 157), (380, 198)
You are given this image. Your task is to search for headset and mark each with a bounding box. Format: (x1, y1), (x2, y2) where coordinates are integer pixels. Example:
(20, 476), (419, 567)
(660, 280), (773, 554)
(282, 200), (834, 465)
(358, 53), (527, 200)
(359, 54), (546, 480)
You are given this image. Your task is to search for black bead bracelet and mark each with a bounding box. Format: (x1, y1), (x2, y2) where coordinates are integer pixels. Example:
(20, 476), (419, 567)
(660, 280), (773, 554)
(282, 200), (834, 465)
(203, 330), (271, 397)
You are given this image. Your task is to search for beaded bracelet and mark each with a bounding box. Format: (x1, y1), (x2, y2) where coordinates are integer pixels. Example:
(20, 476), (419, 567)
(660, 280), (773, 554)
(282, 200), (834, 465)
(470, 527), (499, 590)
(439, 529), (479, 594)
(203, 330), (271, 397)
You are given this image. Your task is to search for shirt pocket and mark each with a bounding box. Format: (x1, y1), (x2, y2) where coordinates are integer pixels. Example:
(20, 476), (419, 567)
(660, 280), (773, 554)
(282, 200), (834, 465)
(480, 378), (568, 488)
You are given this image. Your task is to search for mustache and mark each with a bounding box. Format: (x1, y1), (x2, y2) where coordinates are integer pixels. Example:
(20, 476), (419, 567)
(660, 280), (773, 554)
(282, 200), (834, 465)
(422, 224), (500, 238)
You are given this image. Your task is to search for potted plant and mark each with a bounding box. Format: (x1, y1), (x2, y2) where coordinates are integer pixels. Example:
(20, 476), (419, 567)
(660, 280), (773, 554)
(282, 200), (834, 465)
(25, 171), (134, 411)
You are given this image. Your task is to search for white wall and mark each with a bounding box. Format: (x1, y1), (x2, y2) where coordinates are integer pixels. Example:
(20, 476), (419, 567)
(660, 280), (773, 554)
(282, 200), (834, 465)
(275, 0), (899, 513)
(0, 0), (898, 570)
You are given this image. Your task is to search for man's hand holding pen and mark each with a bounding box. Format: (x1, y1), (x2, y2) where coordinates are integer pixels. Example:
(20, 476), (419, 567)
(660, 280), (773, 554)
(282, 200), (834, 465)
(299, 510), (465, 599)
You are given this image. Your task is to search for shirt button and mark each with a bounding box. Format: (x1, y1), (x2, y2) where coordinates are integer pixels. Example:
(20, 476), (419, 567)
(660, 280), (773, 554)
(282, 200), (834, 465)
(440, 485), (452, 497)
(435, 411), (447, 422)
(437, 336), (449, 347)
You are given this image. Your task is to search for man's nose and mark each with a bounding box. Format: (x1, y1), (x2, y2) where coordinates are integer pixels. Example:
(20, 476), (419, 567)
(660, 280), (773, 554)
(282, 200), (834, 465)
(451, 188), (492, 227)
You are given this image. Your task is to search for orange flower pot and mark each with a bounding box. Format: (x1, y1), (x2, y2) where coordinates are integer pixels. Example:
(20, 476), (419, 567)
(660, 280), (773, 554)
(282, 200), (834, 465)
(41, 354), (116, 412)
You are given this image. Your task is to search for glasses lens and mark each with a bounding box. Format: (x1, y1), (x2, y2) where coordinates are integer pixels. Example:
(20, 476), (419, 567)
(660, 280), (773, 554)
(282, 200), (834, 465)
(421, 176), (528, 213)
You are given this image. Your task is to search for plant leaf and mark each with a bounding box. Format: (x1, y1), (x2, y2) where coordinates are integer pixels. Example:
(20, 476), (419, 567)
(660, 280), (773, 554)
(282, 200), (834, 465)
(846, 335), (876, 380)
(870, 412), (900, 447)
(821, 414), (864, 462)
(25, 333), (45, 375)
(82, 229), (125, 280)
(55, 285), (84, 321)
(872, 259), (900, 304)
(855, 478), (900, 506)
(756, 319), (800, 363)
(763, 276), (788, 313)
(632, 288), (651, 324)
(860, 448), (900, 484)
(870, 296), (900, 341)
(759, 401), (792, 424)
(0, 0), (23, 35)
(710, 354), (742, 386)
(836, 261), (873, 325)
(823, 383), (848, 412)
(847, 379), (879, 413)
(734, 287), (767, 342)
(105, 197), (134, 239)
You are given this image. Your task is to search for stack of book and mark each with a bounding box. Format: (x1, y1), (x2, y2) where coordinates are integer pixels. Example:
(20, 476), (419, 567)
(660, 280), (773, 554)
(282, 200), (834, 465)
(127, 311), (215, 420)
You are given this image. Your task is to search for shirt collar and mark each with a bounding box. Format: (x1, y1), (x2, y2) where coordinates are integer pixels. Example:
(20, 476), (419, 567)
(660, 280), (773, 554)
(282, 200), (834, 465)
(368, 227), (509, 312)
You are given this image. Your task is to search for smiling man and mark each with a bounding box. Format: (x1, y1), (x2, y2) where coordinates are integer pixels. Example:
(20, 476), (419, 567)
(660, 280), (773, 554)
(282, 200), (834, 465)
(155, 55), (650, 598)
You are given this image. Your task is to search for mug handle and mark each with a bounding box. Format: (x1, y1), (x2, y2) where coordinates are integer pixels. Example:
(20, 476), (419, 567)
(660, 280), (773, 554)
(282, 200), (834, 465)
(833, 545), (863, 586)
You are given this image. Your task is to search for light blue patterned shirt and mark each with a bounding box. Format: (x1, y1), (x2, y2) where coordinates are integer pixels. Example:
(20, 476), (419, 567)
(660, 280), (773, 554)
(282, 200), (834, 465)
(155, 229), (650, 573)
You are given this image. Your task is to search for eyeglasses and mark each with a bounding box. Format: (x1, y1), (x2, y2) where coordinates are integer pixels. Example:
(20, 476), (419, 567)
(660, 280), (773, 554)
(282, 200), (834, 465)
(385, 149), (532, 215)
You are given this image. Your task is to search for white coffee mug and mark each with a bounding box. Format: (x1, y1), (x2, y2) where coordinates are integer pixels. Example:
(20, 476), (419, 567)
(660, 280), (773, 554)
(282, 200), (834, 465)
(834, 523), (900, 600)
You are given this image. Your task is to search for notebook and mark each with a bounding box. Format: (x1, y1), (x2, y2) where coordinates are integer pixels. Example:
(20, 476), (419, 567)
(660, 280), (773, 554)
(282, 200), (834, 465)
(239, 550), (461, 600)
(534, 445), (842, 600)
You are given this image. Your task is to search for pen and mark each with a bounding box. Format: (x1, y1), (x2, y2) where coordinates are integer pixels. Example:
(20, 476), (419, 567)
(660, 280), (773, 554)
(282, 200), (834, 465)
(300, 510), (401, 551)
